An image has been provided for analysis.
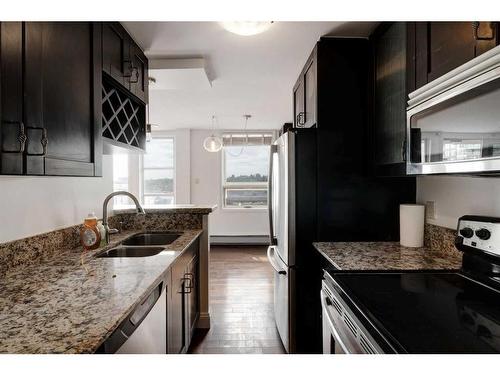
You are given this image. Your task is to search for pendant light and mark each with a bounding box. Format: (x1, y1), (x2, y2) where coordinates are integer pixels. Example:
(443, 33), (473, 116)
(203, 115), (223, 152)
(225, 115), (251, 157)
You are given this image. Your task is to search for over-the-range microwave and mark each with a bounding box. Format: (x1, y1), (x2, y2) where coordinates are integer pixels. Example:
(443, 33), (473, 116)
(406, 45), (500, 175)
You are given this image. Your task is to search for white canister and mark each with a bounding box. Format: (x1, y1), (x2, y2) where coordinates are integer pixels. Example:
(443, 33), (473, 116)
(400, 204), (425, 248)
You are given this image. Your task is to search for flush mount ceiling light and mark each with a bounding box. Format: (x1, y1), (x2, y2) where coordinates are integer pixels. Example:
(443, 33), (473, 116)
(220, 21), (274, 36)
(203, 115), (223, 152)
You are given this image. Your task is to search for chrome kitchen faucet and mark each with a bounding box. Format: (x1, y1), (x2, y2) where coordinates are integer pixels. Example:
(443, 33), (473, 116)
(102, 191), (146, 244)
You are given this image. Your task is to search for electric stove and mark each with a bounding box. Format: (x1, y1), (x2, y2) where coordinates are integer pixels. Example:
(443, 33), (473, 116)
(321, 215), (500, 354)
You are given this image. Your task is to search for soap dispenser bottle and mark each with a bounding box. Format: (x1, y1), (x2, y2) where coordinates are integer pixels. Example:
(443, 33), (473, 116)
(80, 212), (101, 250)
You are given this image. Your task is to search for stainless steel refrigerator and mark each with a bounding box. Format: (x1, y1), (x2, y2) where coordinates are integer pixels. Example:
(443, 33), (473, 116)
(267, 129), (315, 353)
(267, 128), (415, 353)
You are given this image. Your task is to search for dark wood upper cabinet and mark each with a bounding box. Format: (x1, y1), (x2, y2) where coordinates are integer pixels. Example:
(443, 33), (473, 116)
(372, 22), (415, 176)
(293, 77), (305, 127)
(415, 22), (499, 89)
(293, 47), (316, 128)
(102, 22), (148, 105)
(24, 22), (102, 176)
(129, 40), (149, 104)
(102, 22), (129, 88)
(0, 22), (102, 177)
(0, 22), (24, 175)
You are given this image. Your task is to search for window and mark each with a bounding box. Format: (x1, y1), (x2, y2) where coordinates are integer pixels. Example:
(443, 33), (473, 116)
(113, 154), (130, 206)
(222, 133), (273, 208)
(143, 138), (175, 205)
(443, 139), (482, 161)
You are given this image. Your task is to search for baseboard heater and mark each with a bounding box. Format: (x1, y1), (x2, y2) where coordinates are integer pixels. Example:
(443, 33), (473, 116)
(210, 235), (270, 246)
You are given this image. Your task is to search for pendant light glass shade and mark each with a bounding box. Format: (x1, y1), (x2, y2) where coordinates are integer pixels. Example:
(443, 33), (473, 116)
(203, 135), (223, 152)
(203, 115), (222, 152)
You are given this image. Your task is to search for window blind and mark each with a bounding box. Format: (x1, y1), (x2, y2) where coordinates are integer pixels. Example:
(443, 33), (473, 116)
(222, 133), (273, 146)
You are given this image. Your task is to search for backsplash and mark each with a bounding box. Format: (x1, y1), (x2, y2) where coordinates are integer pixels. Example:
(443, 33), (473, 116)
(110, 213), (203, 231)
(0, 224), (82, 275)
(424, 223), (461, 259)
(0, 211), (205, 276)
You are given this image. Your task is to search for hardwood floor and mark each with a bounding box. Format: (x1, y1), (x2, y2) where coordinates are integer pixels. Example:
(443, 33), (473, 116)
(188, 245), (286, 354)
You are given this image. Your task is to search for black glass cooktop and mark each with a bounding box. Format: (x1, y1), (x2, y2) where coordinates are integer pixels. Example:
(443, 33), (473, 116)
(329, 272), (500, 353)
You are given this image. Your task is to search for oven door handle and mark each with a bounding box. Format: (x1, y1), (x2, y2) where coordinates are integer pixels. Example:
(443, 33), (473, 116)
(321, 289), (351, 354)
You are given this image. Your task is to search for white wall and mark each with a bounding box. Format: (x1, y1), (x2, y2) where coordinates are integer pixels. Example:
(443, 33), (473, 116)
(417, 175), (500, 229)
(0, 155), (114, 243)
(189, 130), (269, 236)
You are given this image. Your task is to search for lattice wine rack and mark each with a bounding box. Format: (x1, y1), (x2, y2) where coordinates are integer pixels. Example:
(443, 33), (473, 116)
(102, 78), (146, 150)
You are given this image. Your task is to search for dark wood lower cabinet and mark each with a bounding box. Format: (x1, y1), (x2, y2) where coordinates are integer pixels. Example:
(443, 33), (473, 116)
(168, 239), (200, 354)
(186, 252), (199, 342)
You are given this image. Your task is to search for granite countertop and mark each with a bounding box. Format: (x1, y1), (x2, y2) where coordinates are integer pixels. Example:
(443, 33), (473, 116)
(0, 229), (202, 354)
(313, 241), (462, 271)
(113, 204), (216, 215)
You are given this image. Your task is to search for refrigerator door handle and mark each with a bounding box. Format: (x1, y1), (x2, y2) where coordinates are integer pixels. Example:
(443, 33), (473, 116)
(268, 144), (278, 246)
(267, 246), (287, 275)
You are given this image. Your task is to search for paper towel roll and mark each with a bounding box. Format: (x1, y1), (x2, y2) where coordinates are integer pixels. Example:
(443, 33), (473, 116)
(400, 204), (425, 247)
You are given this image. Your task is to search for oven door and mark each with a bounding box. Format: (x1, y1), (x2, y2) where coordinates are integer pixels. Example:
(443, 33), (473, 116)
(407, 59), (500, 175)
(321, 291), (347, 354)
(321, 278), (385, 354)
(321, 289), (349, 354)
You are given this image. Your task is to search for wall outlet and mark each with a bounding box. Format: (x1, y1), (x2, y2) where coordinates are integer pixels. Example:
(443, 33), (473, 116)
(425, 201), (436, 220)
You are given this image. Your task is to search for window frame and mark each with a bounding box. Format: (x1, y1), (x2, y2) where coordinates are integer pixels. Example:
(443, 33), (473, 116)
(141, 136), (176, 206)
(221, 133), (272, 210)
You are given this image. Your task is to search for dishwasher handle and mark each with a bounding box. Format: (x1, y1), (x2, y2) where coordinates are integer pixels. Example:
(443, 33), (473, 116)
(128, 282), (163, 327)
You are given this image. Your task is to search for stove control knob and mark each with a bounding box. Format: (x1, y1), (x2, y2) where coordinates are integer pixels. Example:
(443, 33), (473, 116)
(459, 227), (474, 238)
(475, 228), (491, 240)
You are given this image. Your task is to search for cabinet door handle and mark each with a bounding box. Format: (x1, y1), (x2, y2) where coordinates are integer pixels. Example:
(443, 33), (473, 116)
(297, 112), (306, 127)
(26, 127), (48, 156)
(181, 276), (192, 293)
(130, 67), (139, 84)
(472, 22), (496, 41)
(3, 121), (27, 153)
(185, 272), (195, 288)
(123, 59), (139, 83)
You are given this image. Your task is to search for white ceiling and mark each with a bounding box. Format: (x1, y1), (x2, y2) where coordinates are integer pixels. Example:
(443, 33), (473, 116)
(122, 22), (378, 131)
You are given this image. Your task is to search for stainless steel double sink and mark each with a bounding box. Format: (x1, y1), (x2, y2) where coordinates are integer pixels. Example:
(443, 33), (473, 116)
(97, 232), (182, 258)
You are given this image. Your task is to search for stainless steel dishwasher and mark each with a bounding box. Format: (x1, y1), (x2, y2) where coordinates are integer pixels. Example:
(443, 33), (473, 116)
(97, 281), (167, 354)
